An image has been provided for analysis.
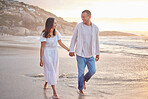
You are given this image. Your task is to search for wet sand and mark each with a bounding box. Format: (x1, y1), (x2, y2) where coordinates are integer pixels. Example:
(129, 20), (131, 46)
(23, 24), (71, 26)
(0, 36), (148, 99)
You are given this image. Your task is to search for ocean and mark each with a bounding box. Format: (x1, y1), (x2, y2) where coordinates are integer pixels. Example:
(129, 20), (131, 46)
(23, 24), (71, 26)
(1, 35), (147, 58)
(61, 36), (148, 58)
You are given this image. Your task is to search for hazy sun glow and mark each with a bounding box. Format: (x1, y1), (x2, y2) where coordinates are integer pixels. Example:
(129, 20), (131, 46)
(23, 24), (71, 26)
(48, 1), (148, 18)
(18, 0), (148, 18)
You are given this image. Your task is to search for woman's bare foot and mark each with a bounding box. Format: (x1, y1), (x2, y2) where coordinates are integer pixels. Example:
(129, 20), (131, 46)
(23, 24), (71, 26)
(51, 85), (58, 99)
(52, 94), (59, 99)
(83, 80), (86, 90)
(43, 82), (48, 89)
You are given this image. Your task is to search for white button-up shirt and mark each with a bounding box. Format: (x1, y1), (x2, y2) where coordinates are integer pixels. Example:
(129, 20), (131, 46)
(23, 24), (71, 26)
(70, 22), (100, 58)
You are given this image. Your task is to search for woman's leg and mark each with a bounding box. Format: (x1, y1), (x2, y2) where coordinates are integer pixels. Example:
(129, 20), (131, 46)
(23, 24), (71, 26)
(44, 82), (48, 89)
(51, 85), (58, 98)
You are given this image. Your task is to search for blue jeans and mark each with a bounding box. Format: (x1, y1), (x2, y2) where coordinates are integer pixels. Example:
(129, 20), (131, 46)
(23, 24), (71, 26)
(76, 55), (96, 90)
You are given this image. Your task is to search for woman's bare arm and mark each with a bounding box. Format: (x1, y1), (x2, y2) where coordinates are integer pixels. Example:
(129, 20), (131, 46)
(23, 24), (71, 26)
(58, 40), (70, 52)
(40, 42), (45, 66)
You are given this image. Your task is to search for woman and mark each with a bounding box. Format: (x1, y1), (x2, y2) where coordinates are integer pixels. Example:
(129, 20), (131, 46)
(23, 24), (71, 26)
(40, 17), (69, 99)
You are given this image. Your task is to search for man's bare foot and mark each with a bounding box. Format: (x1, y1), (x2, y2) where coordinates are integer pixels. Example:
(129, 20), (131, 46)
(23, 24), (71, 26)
(52, 94), (59, 99)
(43, 82), (48, 89)
(83, 80), (86, 90)
(78, 90), (84, 95)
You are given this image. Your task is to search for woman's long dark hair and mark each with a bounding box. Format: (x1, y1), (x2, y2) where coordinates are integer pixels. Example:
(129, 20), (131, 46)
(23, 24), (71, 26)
(42, 17), (56, 38)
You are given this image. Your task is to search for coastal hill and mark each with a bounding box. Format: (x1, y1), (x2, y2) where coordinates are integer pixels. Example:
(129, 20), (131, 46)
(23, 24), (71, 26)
(0, 0), (137, 36)
(0, 0), (77, 36)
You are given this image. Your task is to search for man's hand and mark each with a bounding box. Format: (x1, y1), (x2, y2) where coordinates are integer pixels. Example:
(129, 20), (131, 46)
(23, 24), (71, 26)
(69, 52), (75, 57)
(95, 55), (99, 61)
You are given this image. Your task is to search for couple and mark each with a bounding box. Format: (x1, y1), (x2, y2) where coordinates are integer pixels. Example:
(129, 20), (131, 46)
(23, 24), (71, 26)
(40, 10), (100, 99)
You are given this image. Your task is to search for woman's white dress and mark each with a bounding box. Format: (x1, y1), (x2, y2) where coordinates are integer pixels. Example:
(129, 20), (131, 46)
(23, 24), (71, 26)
(40, 31), (61, 85)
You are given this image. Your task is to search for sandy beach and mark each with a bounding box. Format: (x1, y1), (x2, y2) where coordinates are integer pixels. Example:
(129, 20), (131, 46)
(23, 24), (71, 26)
(0, 35), (148, 99)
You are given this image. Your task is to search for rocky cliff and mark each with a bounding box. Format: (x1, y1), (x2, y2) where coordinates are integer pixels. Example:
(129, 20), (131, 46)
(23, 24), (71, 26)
(0, 0), (77, 36)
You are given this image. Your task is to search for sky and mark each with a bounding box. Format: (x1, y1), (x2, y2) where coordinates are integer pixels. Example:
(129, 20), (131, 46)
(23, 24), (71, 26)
(17, 0), (148, 18)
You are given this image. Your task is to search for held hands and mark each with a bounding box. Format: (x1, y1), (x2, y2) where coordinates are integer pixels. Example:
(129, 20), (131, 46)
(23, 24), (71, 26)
(69, 52), (75, 57)
(68, 48), (75, 57)
(95, 55), (100, 61)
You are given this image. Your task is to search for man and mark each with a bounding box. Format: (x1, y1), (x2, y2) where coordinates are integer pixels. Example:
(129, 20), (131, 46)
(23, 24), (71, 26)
(69, 10), (100, 95)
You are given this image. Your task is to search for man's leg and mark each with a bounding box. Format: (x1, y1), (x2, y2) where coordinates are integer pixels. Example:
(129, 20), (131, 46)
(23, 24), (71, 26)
(84, 56), (96, 82)
(76, 55), (86, 91)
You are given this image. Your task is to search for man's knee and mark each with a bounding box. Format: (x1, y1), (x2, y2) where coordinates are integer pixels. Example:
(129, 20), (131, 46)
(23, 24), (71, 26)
(90, 69), (96, 75)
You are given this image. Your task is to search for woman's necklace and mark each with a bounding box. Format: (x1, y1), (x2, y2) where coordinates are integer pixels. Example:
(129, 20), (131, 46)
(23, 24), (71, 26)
(48, 32), (53, 38)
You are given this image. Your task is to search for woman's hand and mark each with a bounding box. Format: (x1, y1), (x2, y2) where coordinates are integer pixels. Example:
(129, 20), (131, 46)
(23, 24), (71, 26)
(67, 48), (70, 52)
(40, 60), (43, 67)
